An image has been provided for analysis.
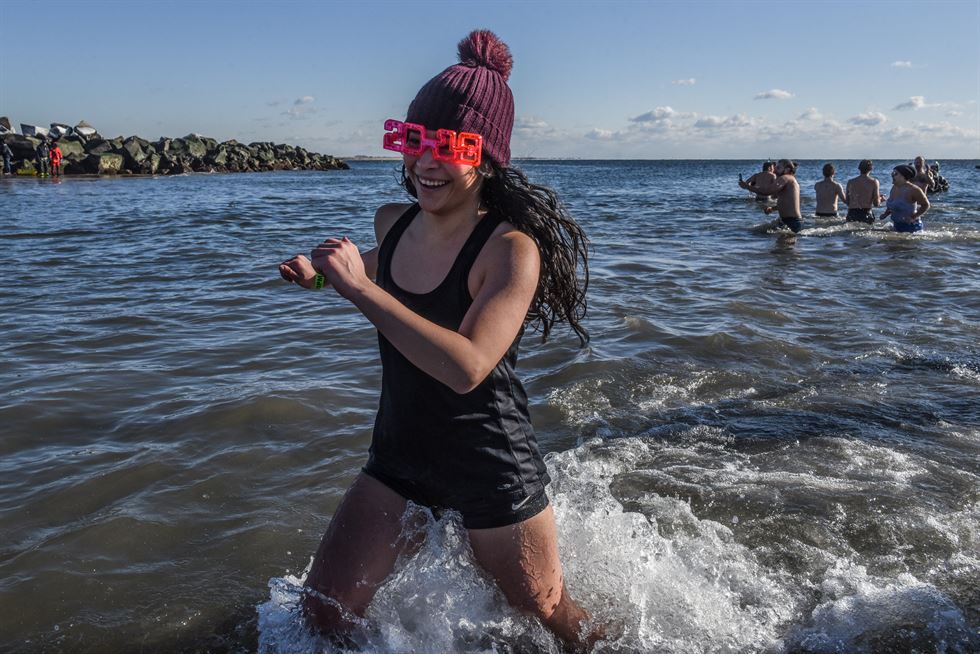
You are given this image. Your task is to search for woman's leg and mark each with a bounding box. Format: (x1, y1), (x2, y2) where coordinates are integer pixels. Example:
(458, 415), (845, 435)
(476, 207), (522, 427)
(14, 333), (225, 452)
(468, 504), (600, 651)
(302, 472), (421, 635)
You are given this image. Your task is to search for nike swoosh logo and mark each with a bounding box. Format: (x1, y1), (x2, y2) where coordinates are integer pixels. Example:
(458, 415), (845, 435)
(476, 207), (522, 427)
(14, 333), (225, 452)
(511, 495), (532, 511)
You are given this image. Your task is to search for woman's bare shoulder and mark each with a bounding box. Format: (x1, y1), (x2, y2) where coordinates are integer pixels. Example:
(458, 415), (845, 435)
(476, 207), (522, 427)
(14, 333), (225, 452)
(481, 220), (540, 275)
(374, 203), (414, 244)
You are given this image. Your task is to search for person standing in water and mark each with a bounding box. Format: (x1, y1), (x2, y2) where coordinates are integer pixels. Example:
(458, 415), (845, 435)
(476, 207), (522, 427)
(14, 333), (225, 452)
(814, 163), (846, 218)
(746, 159), (803, 233)
(738, 161), (776, 201)
(928, 162), (949, 193)
(911, 155), (933, 195)
(278, 30), (600, 650)
(844, 160), (883, 224)
(880, 164), (930, 233)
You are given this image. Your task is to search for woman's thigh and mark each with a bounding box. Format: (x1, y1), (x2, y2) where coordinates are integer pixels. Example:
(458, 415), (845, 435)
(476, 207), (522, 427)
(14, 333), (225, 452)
(468, 505), (596, 646)
(467, 504), (567, 617)
(303, 472), (420, 629)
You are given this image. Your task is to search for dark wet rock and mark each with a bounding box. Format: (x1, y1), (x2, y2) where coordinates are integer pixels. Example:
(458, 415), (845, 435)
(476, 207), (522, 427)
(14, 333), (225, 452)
(120, 140), (148, 170)
(15, 160), (37, 175)
(57, 136), (87, 160)
(144, 152), (161, 175)
(2, 134), (41, 159)
(3, 122), (348, 175)
(84, 153), (125, 174)
(86, 139), (113, 155)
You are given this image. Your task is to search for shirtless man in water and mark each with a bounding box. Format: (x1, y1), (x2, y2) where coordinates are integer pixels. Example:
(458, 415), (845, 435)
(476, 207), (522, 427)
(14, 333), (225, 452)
(814, 163), (846, 217)
(911, 155), (933, 195)
(844, 160), (883, 224)
(746, 159), (802, 233)
(739, 161), (777, 201)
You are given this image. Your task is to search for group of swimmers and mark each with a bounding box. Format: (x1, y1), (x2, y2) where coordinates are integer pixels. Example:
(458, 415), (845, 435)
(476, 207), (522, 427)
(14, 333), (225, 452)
(738, 156), (947, 234)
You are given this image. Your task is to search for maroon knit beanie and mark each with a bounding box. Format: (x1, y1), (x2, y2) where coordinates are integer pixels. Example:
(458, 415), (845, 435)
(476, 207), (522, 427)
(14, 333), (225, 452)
(406, 30), (514, 167)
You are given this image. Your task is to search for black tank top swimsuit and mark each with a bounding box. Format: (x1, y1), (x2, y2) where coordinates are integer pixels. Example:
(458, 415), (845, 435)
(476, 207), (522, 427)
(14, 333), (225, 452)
(363, 203), (551, 529)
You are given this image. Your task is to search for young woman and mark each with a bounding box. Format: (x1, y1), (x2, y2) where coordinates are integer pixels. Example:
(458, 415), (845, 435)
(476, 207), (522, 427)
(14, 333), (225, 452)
(278, 30), (597, 649)
(880, 164), (930, 233)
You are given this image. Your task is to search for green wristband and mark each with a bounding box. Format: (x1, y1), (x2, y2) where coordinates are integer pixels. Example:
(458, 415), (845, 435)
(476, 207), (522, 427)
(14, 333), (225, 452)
(313, 274), (325, 290)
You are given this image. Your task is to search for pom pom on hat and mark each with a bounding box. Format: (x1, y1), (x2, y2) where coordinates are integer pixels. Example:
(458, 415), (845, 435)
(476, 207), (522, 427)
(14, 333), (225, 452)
(457, 30), (513, 81)
(406, 29), (516, 166)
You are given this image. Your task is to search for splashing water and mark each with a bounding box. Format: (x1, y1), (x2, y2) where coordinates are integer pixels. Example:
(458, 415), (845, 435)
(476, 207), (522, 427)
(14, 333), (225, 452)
(258, 436), (979, 653)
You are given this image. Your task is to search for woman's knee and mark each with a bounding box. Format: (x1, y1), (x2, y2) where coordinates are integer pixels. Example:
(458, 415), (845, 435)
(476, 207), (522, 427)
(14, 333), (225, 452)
(301, 584), (366, 634)
(500, 577), (565, 622)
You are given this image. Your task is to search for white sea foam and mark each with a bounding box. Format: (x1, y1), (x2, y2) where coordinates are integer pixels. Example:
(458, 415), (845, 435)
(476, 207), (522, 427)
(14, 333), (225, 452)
(257, 436), (978, 653)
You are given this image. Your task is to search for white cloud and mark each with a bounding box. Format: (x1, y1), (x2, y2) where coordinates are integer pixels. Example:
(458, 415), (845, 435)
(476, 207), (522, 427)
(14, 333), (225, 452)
(891, 61), (913, 68)
(947, 110), (963, 117)
(284, 96), (317, 119)
(798, 107), (823, 121)
(894, 95), (927, 111)
(694, 113), (752, 129)
(515, 116), (550, 130)
(671, 78), (696, 86)
(849, 111), (888, 126)
(631, 106), (675, 122)
(585, 128), (614, 140)
(754, 89), (794, 100)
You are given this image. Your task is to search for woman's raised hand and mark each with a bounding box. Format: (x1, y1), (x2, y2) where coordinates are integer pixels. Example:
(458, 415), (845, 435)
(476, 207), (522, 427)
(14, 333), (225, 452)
(279, 254), (320, 289)
(310, 237), (368, 299)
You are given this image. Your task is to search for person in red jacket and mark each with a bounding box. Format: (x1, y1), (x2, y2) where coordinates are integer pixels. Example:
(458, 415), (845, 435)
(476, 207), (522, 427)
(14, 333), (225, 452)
(49, 142), (63, 176)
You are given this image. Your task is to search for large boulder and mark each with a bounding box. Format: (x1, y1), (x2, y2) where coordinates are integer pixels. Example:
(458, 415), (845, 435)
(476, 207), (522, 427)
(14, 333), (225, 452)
(251, 144), (275, 164)
(207, 147), (228, 167)
(63, 159), (87, 175)
(56, 136), (86, 160)
(169, 137), (207, 160)
(74, 120), (100, 140)
(84, 153), (124, 174)
(124, 135), (151, 150)
(120, 139), (147, 169)
(15, 160), (37, 175)
(3, 134), (41, 159)
(86, 139), (113, 155)
(143, 152), (161, 174)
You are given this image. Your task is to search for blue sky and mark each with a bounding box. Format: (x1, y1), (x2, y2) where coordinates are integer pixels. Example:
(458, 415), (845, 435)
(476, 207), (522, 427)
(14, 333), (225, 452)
(2, 0), (978, 159)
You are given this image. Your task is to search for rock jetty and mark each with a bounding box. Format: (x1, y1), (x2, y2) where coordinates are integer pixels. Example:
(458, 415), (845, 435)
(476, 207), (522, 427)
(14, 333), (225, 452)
(0, 118), (348, 176)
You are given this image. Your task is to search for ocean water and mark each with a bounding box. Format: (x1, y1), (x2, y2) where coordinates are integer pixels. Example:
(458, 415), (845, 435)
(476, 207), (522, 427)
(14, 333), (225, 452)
(1, 160), (978, 654)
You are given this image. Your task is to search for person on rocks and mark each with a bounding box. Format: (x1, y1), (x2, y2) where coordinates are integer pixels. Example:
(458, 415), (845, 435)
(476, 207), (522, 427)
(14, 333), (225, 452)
(278, 30), (602, 650)
(35, 139), (50, 177)
(844, 160), (884, 224)
(745, 159), (803, 233)
(49, 141), (63, 177)
(2, 141), (12, 176)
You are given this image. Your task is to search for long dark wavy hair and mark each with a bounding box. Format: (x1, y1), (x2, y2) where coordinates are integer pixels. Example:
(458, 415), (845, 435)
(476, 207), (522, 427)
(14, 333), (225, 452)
(401, 160), (590, 345)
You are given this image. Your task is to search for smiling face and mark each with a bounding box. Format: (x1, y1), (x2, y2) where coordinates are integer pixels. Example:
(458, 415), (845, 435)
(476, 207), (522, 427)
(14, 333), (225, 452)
(404, 129), (483, 215)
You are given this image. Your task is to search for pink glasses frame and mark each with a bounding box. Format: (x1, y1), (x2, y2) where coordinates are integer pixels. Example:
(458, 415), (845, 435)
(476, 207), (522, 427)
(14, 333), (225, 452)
(383, 119), (482, 166)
